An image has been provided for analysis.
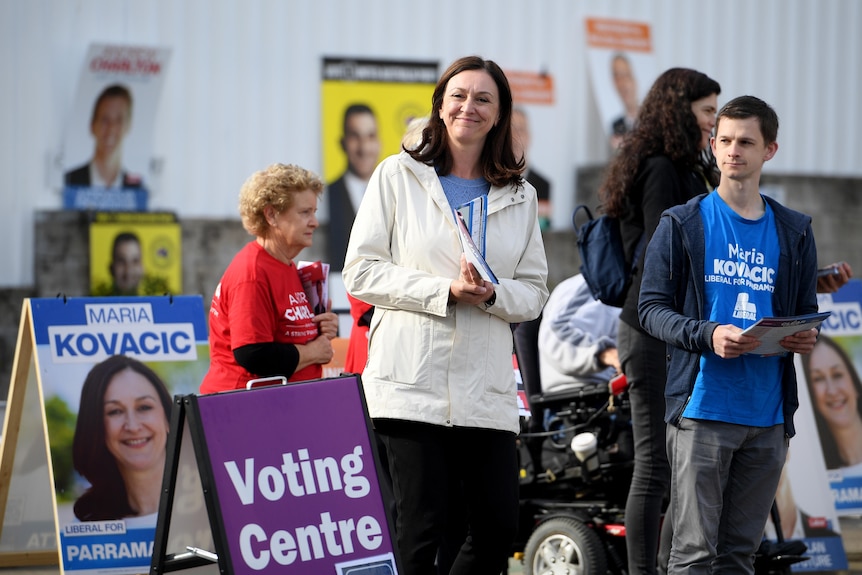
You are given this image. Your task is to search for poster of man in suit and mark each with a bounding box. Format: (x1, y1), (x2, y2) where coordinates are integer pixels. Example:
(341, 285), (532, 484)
(320, 57), (438, 272)
(89, 212), (182, 296)
(61, 44), (171, 211)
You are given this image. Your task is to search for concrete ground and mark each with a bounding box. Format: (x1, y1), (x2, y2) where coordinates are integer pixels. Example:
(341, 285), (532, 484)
(3, 516), (861, 574)
(2, 390), (861, 574)
(508, 516), (862, 574)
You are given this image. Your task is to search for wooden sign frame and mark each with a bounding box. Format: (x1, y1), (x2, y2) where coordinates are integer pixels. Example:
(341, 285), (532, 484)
(0, 301), (58, 567)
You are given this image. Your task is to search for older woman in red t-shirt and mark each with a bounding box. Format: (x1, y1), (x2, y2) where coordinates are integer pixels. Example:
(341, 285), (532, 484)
(200, 163), (338, 393)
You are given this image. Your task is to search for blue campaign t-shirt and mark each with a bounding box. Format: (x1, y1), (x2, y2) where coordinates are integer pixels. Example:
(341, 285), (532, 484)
(684, 192), (785, 427)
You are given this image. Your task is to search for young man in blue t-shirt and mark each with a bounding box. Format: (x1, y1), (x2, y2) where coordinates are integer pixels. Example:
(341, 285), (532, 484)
(638, 95), (819, 575)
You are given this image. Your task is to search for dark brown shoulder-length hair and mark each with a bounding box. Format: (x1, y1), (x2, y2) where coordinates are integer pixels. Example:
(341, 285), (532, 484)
(801, 334), (862, 469)
(406, 55), (524, 189)
(600, 67), (721, 217)
(72, 354), (172, 521)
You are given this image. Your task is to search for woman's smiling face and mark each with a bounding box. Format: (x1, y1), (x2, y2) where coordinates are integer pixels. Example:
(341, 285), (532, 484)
(809, 342), (860, 429)
(439, 68), (500, 148)
(103, 368), (169, 473)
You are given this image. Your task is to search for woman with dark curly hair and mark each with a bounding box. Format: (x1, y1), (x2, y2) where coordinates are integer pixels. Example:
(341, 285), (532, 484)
(598, 67), (721, 575)
(73, 354), (171, 521)
(802, 334), (862, 470)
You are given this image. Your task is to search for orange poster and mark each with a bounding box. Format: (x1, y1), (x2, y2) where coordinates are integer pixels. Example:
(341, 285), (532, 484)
(584, 17), (656, 149)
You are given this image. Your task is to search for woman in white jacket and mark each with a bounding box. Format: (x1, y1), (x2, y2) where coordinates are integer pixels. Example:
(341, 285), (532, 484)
(343, 55), (548, 575)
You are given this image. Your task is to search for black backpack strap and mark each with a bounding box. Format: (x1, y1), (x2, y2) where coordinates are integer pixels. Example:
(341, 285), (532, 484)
(571, 204), (594, 237)
(631, 231), (647, 271)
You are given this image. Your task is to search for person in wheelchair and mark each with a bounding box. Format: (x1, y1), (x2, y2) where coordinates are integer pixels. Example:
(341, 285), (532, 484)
(538, 273), (622, 398)
(514, 273), (629, 482)
(513, 274), (634, 575)
(514, 272), (623, 434)
(536, 272), (624, 454)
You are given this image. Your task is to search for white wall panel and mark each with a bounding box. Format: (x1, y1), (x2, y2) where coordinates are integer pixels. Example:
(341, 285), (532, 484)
(1, 0), (860, 287)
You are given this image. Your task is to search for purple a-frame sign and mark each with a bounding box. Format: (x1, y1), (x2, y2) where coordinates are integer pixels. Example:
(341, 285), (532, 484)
(183, 376), (398, 575)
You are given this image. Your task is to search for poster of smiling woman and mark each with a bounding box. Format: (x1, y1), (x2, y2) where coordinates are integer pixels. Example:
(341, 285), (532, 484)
(804, 279), (862, 516)
(0, 296), (210, 574)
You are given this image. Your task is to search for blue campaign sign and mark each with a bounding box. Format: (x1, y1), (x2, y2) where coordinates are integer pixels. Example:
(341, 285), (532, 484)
(27, 295), (210, 575)
(762, 279), (862, 572)
(63, 186), (149, 212)
(30, 296), (207, 361)
(810, 279), (862, 516)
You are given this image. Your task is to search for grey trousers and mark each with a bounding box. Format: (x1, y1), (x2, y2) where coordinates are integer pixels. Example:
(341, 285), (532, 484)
(666, 418), (787, 575)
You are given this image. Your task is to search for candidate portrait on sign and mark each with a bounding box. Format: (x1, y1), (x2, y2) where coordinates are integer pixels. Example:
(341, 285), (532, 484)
(72, 355), (171, 522)
(65, 83), (144, 190)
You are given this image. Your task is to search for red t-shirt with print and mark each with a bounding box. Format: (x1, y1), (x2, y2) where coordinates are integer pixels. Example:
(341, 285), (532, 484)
(200, 241), (320, 393)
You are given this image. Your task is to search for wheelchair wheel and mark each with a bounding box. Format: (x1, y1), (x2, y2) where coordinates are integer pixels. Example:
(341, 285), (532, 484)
(523, 516), (607, 575)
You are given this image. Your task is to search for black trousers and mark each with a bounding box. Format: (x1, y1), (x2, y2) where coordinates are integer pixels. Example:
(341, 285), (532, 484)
(374, 419), (518, 575)
(619, 320), (671, 575)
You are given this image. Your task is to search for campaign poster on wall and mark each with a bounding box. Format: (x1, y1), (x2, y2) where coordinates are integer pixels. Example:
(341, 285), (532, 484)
(61, 44), (171, 211)
(89, 212), (182, 297)
(320, 57), (438, 186)
(584, 17), (656, 150)
(31, 296), (209, 574)
(806, 279), (862, 516)
(506, 70), (556, 230)
(190, 376), (398, 574)
(761, 353), (848, 572)
(320, 57), (437, 274)
(320, 56), (438, 329)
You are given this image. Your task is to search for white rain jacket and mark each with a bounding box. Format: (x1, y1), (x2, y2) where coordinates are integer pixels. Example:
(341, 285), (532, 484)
(343, 152), (549, 433)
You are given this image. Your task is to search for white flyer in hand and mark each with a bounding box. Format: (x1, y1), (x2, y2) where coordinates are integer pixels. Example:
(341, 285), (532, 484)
(454, 209), (498, 284)
(741, 311), (832, 356)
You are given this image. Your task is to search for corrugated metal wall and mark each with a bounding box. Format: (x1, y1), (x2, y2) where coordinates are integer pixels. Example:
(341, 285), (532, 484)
(1, 0), (860, 287)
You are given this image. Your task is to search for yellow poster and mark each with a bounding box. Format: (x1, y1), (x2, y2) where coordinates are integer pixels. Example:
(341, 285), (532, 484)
(321, 57), (438, 182)
(89, 212), (182, 296)
(321, 57), (438, 271)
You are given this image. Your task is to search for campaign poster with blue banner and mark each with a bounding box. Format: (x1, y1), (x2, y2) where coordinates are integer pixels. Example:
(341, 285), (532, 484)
(807, 279), (862, 516)
(758, 281), (862, 572)
(765, 353), (849, 572)
(192, 376), (397, 575)
(30, 295), (209, 575)
(60, 44), (171, 212)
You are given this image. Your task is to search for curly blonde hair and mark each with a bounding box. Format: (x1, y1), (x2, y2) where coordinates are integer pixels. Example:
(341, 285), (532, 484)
(238, 163), (324, 237)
